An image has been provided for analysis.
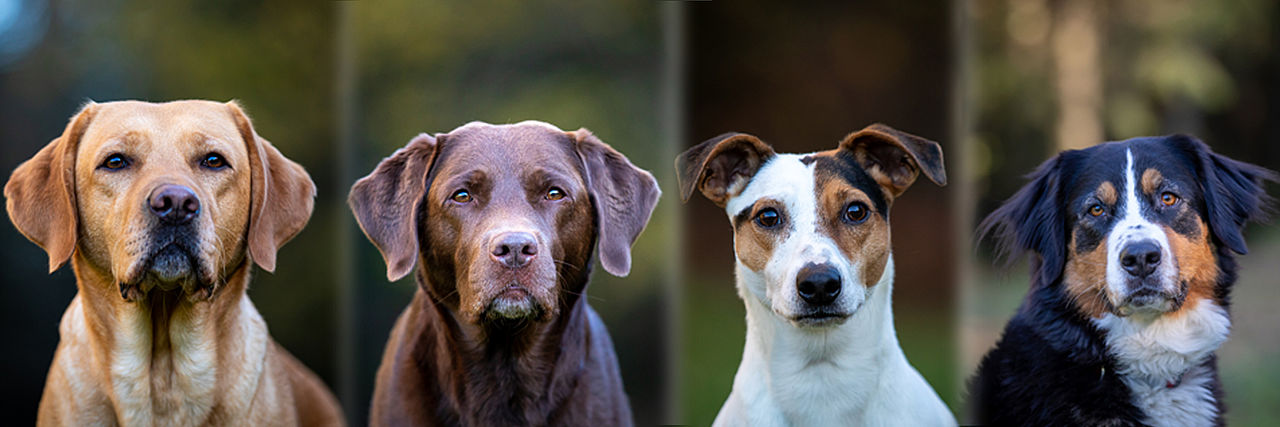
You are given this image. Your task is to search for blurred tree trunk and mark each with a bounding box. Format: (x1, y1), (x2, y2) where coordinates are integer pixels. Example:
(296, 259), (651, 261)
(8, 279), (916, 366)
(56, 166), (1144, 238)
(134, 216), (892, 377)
(1051, 0), (1103, 150)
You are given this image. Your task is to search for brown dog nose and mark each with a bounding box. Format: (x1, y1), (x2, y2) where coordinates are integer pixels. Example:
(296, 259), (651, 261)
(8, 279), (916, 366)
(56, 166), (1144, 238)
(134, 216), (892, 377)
(149, 184), (200, 224)
(491, 232), (538, 268)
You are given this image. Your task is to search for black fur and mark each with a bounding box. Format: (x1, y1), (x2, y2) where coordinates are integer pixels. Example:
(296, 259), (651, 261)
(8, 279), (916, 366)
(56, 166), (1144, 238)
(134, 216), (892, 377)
(970, 135), (1276, 426)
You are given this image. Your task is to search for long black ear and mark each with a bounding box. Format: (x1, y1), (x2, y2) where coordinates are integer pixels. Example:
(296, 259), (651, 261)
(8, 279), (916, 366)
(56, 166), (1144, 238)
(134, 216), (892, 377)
(978, 154), (1069, 286)
(1177, 135), (1278, 255)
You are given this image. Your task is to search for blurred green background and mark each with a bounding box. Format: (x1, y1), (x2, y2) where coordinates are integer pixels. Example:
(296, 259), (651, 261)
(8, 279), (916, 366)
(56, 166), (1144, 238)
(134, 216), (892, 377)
(1, 0), (1277, 426)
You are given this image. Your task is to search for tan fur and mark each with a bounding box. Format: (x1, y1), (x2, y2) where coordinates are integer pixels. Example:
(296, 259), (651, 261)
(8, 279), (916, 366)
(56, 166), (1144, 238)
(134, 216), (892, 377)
(1141, 168), (1163, 196)
(1164, 221), (1219, 317)
(1097, 181), (1117, 205)
(7, 100), (342, 426)
(815, 179), (890, 287)
(732, 199), (789, 273)
(1063, 233), (1113, 319)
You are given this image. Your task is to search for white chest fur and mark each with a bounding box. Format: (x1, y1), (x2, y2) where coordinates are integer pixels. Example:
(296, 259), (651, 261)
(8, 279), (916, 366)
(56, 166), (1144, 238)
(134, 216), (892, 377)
(1094, 300), (1229, 427)
(715, 260), (955, 427)
(86, 295), (270, 426)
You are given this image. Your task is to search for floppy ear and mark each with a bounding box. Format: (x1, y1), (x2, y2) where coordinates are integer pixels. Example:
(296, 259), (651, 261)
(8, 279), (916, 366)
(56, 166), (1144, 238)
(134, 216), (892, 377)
(1178, 135), (1278, 255)
(978, 154), (1068, 286)
(5, 103), (96, 273)
(348, 134), (439, 281)
(838, 123), (947, 200)
(227, 101), (316, 273)
(675, 132), (775, 207)
(570, 129), (661, 277)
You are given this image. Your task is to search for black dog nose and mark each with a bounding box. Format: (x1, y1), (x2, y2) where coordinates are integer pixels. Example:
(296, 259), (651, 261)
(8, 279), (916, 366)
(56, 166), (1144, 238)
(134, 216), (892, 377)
(491, 232), (538, 268)
(149, 184), (200, 224)
(1120, 240), (1161, 277)
(796, 263), (841, 306)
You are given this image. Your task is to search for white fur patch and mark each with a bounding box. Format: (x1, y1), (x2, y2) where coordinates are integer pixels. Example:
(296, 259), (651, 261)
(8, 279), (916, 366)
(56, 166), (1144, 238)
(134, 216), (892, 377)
(1094, 300), (1229, 427)
(716, 154), (955, 426)
(1105, 149), (1178, 302)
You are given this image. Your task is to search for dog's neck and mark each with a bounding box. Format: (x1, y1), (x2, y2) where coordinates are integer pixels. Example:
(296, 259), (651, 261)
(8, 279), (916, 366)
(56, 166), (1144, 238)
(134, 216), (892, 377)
(735, 257), (904, 409)
(416, 272), (590, 425)
(67, 252), (268, 425)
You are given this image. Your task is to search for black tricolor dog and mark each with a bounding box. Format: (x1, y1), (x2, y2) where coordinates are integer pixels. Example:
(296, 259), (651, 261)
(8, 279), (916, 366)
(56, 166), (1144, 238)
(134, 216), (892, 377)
(970, 135), (1276, 426)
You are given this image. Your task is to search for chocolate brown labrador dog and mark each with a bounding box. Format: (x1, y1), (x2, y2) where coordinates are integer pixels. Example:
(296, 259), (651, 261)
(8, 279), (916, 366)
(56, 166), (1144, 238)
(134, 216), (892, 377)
(349, 121), (660, 426)
(5, 100), (343, 426)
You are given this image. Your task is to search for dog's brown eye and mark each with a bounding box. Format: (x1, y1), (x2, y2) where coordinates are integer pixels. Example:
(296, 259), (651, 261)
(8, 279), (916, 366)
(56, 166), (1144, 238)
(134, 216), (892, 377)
(755, 208), (781, 228)
(451, 190), (472, 203)
(1089, 204), (1106, 216)
(201, 153), (228, 170)
(844, 202), (869, 223)
(546, 187), (566, 201)
(101, 153), (129, 170)
(1161, 192), (1179, 206)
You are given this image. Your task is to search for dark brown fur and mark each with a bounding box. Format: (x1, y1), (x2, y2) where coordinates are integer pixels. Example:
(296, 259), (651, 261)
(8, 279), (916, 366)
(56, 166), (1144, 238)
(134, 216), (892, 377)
(350, 122), (658, 426)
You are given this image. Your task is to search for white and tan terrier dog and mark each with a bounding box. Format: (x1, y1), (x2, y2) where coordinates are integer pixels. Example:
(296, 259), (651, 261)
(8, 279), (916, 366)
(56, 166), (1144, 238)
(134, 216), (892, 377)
(677, 124), (955, 426)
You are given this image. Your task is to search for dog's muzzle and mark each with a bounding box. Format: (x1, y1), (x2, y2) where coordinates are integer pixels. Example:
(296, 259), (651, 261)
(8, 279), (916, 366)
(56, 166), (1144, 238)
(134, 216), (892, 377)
(1114, 239), (1182, 316)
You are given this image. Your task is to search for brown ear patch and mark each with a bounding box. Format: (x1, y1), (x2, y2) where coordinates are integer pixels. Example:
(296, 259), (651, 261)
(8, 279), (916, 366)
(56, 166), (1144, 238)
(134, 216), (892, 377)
(675, 133), (775, 207)
(838, 123), (946, 200)
(1165, 221), (1219, 317)
(815, 180), (890, 287)
(1096, 181), (1118, 206)
(732, 199), (789, 273)
(4, 103), (97, 272)
(1063, 233), (1113, 319)
(1141, 168), (1164, 196)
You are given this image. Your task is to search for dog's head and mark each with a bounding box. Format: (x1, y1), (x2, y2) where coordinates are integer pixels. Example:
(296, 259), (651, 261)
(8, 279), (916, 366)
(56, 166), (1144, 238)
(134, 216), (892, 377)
(350, 121), (659, 329)
(677, 124), (945, 327)
(5, 100), (315, 301)
(981, 136), (1276, 319)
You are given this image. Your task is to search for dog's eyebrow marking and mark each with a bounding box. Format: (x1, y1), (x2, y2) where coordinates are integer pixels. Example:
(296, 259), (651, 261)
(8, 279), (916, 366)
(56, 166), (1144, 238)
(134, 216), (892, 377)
(1141, 168), (1163, 195)
(1097, 181), (1117, 205)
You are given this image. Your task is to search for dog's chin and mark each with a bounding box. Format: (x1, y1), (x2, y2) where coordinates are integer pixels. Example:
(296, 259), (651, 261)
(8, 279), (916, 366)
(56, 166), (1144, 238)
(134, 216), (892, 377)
(787, 310), (852, 328)
(480, 285), (550, 329)
(1113, 284), (1182, 317)
(121, 246), (217, 302)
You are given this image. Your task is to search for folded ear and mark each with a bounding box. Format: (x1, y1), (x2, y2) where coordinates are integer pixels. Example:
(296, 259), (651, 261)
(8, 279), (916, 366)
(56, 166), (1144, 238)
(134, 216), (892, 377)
(1177, 135), (1278, 255)
(227, 101), (316, 273)
(5, 103), (96, 273)
(349, 133), (440, 281)
(838, 123), (947, 200)
(675, 132), (775, 207)
(570, 129), (661, 277)
(978, 154), (1068, 286)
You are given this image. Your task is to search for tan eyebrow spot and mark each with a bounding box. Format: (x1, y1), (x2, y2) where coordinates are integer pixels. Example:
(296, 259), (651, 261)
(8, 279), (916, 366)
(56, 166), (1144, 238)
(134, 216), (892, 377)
(1141, 168), (1163, 195)
(1096, 181), (1117, 205)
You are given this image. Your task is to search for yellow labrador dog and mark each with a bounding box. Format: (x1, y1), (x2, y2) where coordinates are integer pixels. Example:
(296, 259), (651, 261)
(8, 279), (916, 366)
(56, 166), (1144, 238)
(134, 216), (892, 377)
(5, 100), (343, 426)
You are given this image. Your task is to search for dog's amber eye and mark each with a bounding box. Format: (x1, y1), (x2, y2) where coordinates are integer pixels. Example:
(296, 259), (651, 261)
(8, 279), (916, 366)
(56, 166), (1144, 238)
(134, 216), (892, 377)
(546, 187), (566, 201)
(755, 208), (781, 228)
(1161, 192), (1179, 206)
(450, 190), (472, 203)
(1089, 204), (1105, 216)
(844, 202), (869, 223)
(101, 153), (129, 170)
(201, 153), (228, 170)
